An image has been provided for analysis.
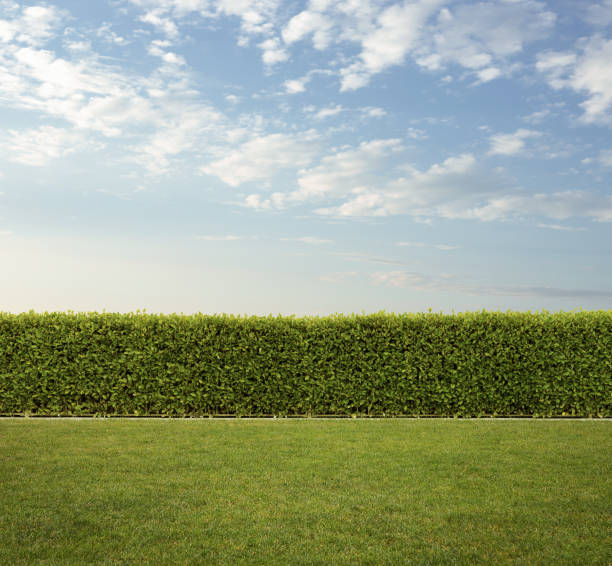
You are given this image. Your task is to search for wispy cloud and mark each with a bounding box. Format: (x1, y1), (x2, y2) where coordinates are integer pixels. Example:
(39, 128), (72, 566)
(194, 234), (332, 245)
(406, 127), (427, 140)
(319, 271), (358, 283)
(536, 223), (587, 232)
(455, 191), (612, 223)
(396, 241), (461, 250)
(522, 109), (552, 124)
(599, 149), (612, 167)
(194, 235), (245, 241)
(280, 236), (333, 245)
(370, 270), (612, 298)
(283, 68), (334, 94)
(330, 251), (416, 268)
(584, 0), (612, 27)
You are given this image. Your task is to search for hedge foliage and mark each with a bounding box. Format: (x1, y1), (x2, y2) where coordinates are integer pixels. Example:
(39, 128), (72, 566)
(0, 310), (610, 417)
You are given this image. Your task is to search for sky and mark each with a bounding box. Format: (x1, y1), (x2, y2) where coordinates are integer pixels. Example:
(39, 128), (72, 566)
(0, 0), (611, 317)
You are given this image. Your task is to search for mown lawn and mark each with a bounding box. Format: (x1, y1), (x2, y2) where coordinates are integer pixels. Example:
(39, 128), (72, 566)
(0, 418), (610, 565)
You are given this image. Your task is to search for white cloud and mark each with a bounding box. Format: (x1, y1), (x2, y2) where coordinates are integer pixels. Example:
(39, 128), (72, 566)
(243, 192), (287, 210)
(130, 102), (223, 174)
(309, 104), (344, 120)
(69, 95), (157, 139)
(200, 120), (610, 224)
(2, 5), (64, 46)
(310, 151), (612, 224)
(340, 0), (442, 91)
(475, 66), (501, 83)
(522, 109), (551, 124)
(147, 42), (186, 65)
(241, 146), (501, 220)
(406, 127), (427, 140)
(282, 8), (333, 49)
(140, 9), (180, 38)
(97, 22), (128, 45)
(535, 51), (577, 87)
(284, 77), (309, 94)
(414, 1), (555, 81)
(278, 0), (554, 91)
(2, 45), (136, 131)
(314, 152), (483, 218)
(488, 129), (541, 156)
(258, 37), (288, 65)
(0, 126), (88, 166)
(361, 106), (386, 118)
(584, 0), (612, 27)
(536, 35), (612, 124)
(278, 0), (442, 91)
(283, 69), (333, 94)
(125, 0), (213, 15)
(215, 0), (280, 36)
(282, 0), (380, 50)
(292, 138), (403, 202)
(453, 190), (612, 223)
(127, 0), (284, 65)
(327, 192), (387, 217)
(0, 4), (230, 173)
(599, 149), (612, 167)
(0, 19), (16, 43)
(64, 40), (91, 52)
(13, 46), (119, 98)
(201, 131), (320, 186)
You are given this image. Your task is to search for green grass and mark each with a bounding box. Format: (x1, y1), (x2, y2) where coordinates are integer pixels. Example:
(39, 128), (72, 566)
(0, 419), (610, 565)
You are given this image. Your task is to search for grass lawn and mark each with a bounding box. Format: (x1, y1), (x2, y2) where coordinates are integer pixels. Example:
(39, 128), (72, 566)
(0, 419), (610, 565)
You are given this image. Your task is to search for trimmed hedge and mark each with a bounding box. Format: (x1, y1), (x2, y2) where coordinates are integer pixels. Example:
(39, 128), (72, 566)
(0, 310), (610, 417)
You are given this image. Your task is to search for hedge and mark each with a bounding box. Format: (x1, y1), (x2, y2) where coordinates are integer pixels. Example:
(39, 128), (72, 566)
(0, 310), (610, 417)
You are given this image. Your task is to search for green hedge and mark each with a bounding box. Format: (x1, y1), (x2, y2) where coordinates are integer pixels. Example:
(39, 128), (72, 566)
(0, 310), (610, 417)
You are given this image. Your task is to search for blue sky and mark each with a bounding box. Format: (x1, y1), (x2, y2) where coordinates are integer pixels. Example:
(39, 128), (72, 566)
(0, 0), (611, 316)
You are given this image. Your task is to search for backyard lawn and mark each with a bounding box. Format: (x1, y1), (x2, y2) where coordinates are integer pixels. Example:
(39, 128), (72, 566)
(0, 418), (610, 565)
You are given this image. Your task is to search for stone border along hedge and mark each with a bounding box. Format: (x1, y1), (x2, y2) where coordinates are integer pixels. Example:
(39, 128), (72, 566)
(0, 310), (610, 417)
